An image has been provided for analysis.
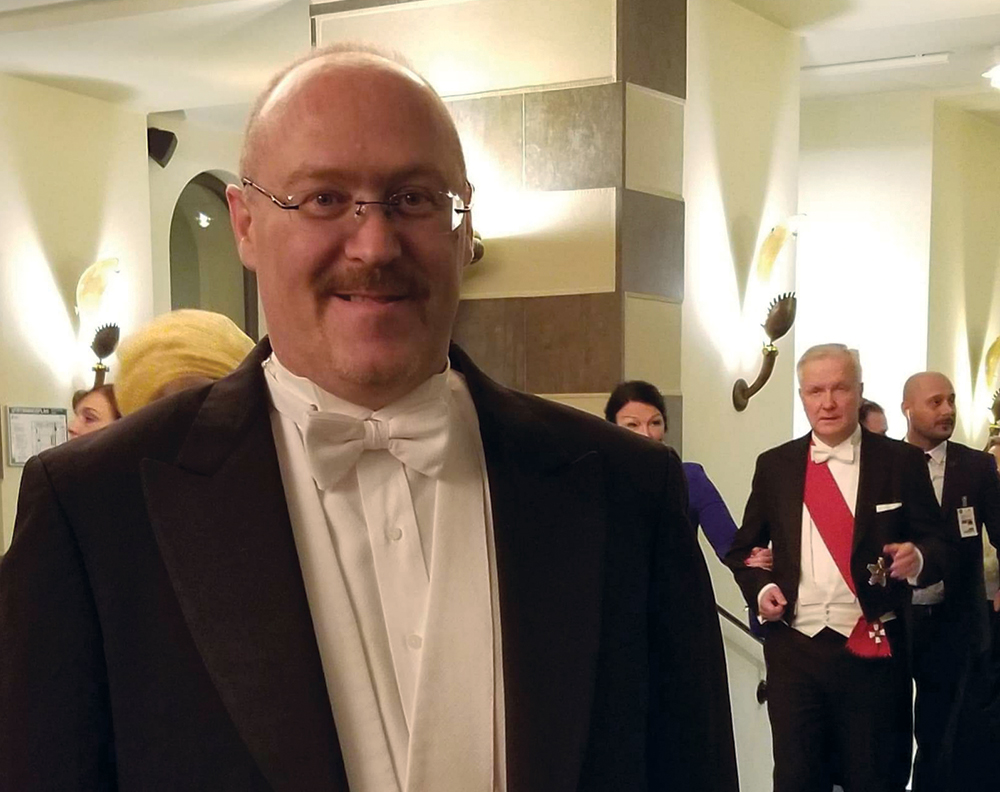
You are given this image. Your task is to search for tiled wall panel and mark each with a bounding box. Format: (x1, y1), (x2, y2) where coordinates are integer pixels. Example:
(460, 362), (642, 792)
(524, 83), (623, 191)
(619, 0), (686, 99)
(620, 190), (685, 301)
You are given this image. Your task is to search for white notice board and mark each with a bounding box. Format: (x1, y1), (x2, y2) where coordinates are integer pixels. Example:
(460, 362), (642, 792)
(5, 406), (68, 466)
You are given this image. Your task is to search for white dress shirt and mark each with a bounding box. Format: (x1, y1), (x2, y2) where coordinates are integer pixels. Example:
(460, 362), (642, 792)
(263, 354), (506, 792)
(793, 427), (865, 638)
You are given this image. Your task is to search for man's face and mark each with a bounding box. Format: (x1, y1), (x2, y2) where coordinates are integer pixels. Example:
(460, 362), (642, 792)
(905, 374), (956, 446)
(862, 409), (888, 435)
(798, 354), (862, 446)
(228, 62), (472, 407)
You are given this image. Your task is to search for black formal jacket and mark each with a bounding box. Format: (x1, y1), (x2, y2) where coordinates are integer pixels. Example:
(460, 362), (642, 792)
(0, 340), (739, 792)
(725, 429), (955, 626)
(937, 440), (1000, 652)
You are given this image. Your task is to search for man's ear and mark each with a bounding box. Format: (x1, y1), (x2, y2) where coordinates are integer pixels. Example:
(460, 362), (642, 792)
(226, 183), (257, 272)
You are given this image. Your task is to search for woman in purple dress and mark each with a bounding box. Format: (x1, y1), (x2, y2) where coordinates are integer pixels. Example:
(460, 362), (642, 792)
(604, 381), (770, 569)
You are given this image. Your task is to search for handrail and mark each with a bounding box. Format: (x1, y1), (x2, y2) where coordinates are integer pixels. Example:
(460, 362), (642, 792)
(717, 603), (769, 704)
(717, 603), (763, 645)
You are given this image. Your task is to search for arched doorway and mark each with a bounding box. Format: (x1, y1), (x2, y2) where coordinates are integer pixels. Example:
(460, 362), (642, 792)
(169, 171), (258, 339)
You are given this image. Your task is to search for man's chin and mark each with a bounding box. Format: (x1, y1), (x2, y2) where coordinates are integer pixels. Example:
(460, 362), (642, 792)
(333, 346), (432, 391)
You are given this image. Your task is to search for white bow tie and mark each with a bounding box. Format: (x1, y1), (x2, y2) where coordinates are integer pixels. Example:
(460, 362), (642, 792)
(811, 443), (855, 465)
(302, 401), (451, 489)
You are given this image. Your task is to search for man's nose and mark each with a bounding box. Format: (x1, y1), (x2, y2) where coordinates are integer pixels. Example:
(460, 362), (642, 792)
(342, 203), (403, 264)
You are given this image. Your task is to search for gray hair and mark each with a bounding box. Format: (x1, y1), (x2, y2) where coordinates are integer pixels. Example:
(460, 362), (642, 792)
(796, 343), (863, 386)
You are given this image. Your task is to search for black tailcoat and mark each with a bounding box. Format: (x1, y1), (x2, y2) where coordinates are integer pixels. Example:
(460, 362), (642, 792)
(1, 340), (738, 792)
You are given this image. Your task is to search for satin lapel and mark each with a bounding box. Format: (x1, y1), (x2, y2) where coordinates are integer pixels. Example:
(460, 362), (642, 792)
(853, 430), (881, 553)
(451, 346), (607, 792)
(779, 435), (810, 577)
(941, 441), (961, 517)
(141, 341), (347, 792)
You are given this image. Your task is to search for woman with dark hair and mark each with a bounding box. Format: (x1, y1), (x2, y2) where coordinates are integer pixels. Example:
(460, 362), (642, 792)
(605, 380), (771, 569)
(68, 384), (120, 439)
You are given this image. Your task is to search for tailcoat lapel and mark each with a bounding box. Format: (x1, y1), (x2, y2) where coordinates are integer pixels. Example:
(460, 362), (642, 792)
(941, 441), (961, 517)
(853, 431), (880, 553)
(779, 435), (810, 574)
(451, 345), (608, 792)
(141, 340), (347, 792)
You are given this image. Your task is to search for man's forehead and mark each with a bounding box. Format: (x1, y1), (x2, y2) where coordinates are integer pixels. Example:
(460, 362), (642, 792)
(801, 356), (855, 380)
(252, 57), (464, 182)
(913, 374), (954, 398)
(264, 54), (427, 118)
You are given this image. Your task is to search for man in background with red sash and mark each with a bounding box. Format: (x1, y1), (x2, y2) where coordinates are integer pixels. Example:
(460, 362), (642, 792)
(726, 343), (956, 792)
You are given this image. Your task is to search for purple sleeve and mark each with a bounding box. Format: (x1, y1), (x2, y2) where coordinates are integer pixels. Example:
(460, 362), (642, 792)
(683, 462), (738, 560)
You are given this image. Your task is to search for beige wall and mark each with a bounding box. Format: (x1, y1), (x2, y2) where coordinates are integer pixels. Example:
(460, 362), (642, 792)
(0, 73), (153, 548)
(799, 91), (935, 439)
(684, 0), (800, 786)
(928, 103), (1000, 448)
(147, 112), (243, 316)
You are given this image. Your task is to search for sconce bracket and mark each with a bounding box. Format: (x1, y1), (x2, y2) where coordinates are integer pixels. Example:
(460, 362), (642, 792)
(733, 346), (779, 412)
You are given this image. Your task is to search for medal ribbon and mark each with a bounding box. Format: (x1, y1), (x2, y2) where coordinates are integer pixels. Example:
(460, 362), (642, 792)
(803, 446), (891, 658)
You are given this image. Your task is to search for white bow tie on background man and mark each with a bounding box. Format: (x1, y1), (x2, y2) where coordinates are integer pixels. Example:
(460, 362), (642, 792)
(302, 401), (452, 490)
(810, 442), (856, 465)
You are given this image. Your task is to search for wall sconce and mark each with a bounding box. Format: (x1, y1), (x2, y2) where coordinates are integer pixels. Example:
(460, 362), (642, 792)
(987, 336), (1000, 444)
(732, 293), (797, 412)
(472, 231), (485, 264)
(90, 324), (120, 387)
(76, 257), (120, 323)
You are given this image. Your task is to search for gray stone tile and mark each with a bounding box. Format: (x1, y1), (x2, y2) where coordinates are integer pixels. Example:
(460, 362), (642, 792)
(524, 292), (622, 393)
(621, 190), (684, 301)
(619, 0), (686, 99)
(452, 298), (526, 390)
(524, 83), (623, 191)
(447, 94), (524, 193)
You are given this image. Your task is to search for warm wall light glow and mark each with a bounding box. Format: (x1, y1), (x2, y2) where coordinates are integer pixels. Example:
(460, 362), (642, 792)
(4, 233), (77, 387)
(953, 323), (976, 441)
(983, 64), (1000, 89)
(462, 187), (616, 299)
(75, 257), (127, 384)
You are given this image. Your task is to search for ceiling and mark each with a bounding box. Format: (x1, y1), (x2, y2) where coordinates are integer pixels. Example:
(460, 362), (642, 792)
(2, 0), (1000, 125)
(733, 0), (1000, 119)
(0, 0), (311, 116)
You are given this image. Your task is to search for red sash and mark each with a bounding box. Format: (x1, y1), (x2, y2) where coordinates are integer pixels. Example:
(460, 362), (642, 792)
(803, 448), (891, 658)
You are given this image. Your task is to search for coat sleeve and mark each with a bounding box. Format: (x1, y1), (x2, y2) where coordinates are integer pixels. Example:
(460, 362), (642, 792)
(977, 451), (1000, 552)
(685, 463), (738, 560)
(648, 449), (740, 791)
(0, 456), (116, 791)
(724, 454), (775, 616)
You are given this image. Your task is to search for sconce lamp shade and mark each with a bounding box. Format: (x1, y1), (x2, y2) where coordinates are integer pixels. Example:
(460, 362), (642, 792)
(76, 257), (120, 321)
(986, 335), (1000, 392)
(755, 224), (790, 283)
